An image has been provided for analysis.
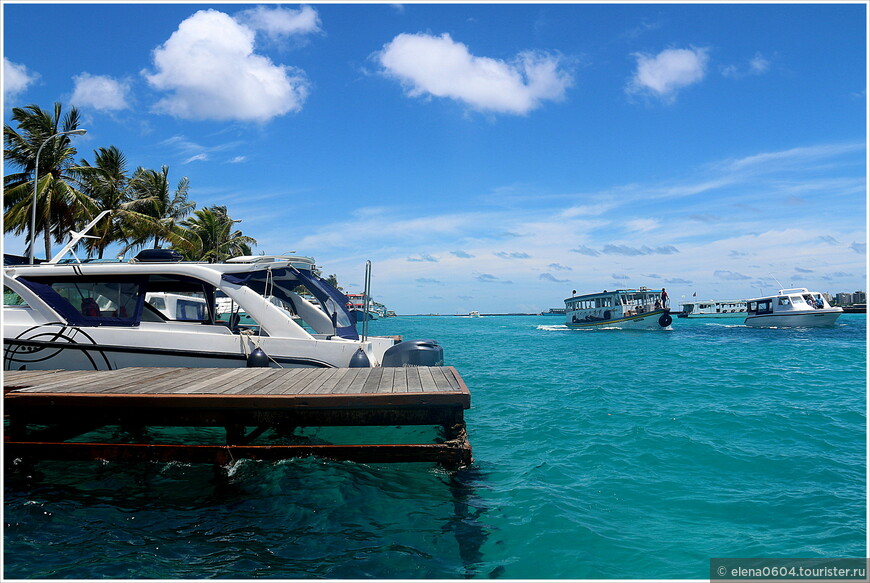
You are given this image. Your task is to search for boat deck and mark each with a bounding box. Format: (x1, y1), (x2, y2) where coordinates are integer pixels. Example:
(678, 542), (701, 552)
(4, 367), (472, 468)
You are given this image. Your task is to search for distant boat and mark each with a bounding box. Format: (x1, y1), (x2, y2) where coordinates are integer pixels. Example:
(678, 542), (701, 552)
(346, 293), (379, 321)
(565, 287), (672, 329)
(744, 288), (842, 327)
(468, 311), (481, 318)
(678, 299), (747, 318)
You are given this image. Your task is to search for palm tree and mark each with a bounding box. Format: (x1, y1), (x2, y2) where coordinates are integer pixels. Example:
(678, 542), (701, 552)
(180, 205), (256, 262)
(74, 146), (142, 259)
(129, 165), (195, 251)
(3, 103), (94, 260)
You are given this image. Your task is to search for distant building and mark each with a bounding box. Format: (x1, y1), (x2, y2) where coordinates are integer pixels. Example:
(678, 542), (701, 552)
(834, 291), (866, 306)
(835, 292), (853, 306)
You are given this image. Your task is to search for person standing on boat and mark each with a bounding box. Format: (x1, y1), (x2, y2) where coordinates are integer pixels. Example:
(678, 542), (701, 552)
(660, 288), (669, 308)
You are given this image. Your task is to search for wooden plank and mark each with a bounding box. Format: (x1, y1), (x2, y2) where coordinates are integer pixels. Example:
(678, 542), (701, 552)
(432, 366), (461, 392)
(86, 367), (183, 393)
(418, 366), (438, 393)
(238, 368), (292, 395)
(19, 368), (144, 393)
(223, 368), (276, 395)
(377, 367), (396, 393)
(4, 369), (73, 387)
(187, 368), (254, 395)
(276, 368), (323, 395)
(299, 368), (343, 394)
(8, 369), (100, 392)
(312, 368), (347, 394)
(130, 368), (210, 394)
(167, 368), (231, 394)
(329, 368), (363, 394)
(361, 368), (384, 394)
(392, 367), (408, 393)
(404, 367), (423, 392)
(343, 368), (370, 394)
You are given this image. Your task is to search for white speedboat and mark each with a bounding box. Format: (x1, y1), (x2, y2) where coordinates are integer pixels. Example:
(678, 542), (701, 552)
(4, 249), (442, 371)
(678, 299), (747, 318)
(564, 287), (672, 329)
(468, 311), (480, 318)
(744, 288), (842, 327)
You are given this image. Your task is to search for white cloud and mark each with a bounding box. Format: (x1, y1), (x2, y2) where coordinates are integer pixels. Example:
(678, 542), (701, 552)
(71, 73), (130, 111)
(627, 47), (709, 101)
(723, 52), (772, 79)
(749, 53), (771, 74)
(625, 218), (660, 232)
(183, 153), (209, 164)
(235, 5), (321, 42)
(377, 32), (573, 115)
(144, 9), (309, 122)
(3, 58), (39, 100)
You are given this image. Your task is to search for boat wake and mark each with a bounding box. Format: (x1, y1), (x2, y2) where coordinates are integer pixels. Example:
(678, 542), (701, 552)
(536, 324), (617, 332)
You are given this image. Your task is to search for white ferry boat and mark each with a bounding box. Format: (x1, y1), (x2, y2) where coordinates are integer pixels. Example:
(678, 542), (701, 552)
(564, 287), (672, 329)
(744, 288), (842, 327)
(4, 246), (441, 370)
(678, 299), (747, 318)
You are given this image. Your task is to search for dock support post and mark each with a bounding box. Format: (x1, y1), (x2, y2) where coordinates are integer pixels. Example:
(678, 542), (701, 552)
(225, 424), (245, 446)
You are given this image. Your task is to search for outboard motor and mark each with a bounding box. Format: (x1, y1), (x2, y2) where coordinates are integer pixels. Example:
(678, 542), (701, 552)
(381, 339), (444, 367)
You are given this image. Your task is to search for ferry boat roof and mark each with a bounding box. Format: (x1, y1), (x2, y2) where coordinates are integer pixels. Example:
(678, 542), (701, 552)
(565, 287), (662, 301)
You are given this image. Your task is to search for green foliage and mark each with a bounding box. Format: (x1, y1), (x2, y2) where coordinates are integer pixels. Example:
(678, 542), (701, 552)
(4, 102), (257, 262)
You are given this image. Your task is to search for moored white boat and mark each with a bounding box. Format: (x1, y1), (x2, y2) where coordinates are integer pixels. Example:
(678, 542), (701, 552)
(4, 249), (442, 371)
(564, 287), (672, 329)
(744, 288), (842, 327)
(678, 299), (747, 318)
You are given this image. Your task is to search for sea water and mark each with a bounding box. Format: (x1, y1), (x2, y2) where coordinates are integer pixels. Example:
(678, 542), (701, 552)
(4, 315), (866, 579)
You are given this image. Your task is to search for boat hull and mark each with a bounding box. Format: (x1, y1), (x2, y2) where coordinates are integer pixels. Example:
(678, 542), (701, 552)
(744, 310), (842, 327)
(566, 309), (672, 330)
(679, 311), (746, 319)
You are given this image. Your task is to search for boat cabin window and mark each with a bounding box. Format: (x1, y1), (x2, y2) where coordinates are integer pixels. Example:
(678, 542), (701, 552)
(144, 275), (216, 324)
(749, 300), (773, 314)
(18, 275), (145, 326)
(3, 285), (27, 306)
(778, 297), (791, 306)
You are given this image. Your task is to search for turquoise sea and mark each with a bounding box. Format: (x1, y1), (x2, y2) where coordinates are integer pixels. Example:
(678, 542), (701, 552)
(4, 314), (866, 579)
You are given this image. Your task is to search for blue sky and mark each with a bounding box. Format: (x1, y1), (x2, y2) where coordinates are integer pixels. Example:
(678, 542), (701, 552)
(3, 2), (866, 314)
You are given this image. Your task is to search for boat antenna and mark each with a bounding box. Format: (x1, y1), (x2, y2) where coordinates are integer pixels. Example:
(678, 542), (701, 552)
(769, 273), (785, 290)
(48, 210), (112, 264)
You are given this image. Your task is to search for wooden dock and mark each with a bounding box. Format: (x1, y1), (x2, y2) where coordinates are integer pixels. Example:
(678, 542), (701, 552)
(4, 367), (472, 469)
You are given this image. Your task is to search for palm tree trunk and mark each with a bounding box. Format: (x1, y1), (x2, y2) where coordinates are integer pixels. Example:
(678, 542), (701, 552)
(43, 227), (52, 262)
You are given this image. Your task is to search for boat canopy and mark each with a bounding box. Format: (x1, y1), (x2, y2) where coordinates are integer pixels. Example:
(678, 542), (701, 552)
(221, 266), (359, 340)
